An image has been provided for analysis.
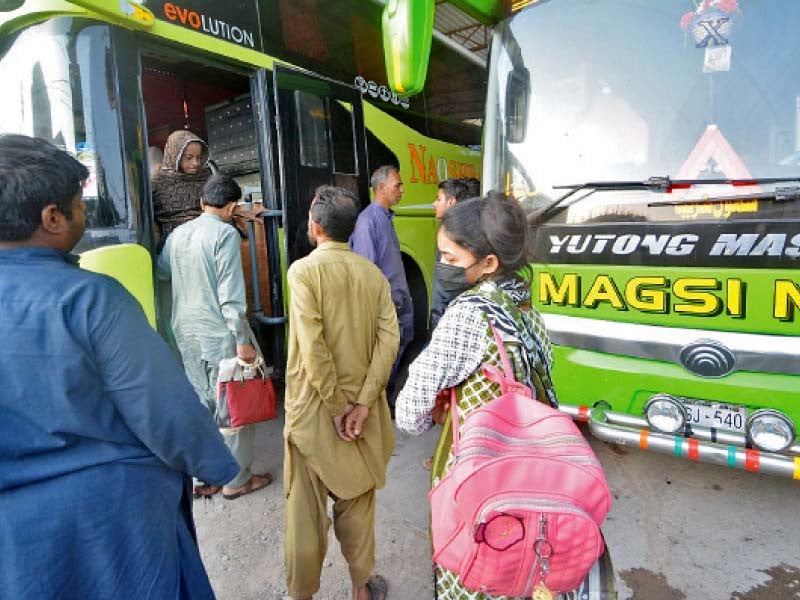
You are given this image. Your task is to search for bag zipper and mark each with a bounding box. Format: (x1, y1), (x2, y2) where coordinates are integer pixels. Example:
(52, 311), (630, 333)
(461, 428), (588, 448)
(476, 497), (595, 530)
(457, 446), (601, 468)
(524, 514), (552, 596)
(475, 499), (598, 596)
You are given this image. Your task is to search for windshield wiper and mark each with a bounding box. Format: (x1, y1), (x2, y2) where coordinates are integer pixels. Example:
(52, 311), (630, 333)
(649, 186), (800, 207)
(541, 176), (800, 221)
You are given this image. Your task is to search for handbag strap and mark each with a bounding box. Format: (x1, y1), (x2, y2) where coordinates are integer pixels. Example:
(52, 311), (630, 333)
(236, 355), (264, 369)
(234, 355), (269, 382)
(450, 318), (515, 450)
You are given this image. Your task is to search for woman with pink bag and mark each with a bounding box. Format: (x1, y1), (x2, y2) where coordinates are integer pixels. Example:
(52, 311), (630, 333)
(395, 193), (615, 600)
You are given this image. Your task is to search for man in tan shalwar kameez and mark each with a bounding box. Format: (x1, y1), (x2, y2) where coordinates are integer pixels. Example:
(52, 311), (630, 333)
(284, 186), (399, 600)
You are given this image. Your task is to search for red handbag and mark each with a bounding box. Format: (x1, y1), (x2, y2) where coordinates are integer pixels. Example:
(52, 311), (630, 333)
(217, 357), (277, 427)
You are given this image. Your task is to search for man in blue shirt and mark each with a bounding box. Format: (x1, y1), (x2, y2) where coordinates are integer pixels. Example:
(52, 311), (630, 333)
(350, 166), (413, 393)
(0, 134), (238, 598)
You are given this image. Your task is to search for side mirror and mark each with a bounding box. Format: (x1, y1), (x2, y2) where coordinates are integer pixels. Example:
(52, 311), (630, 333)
(382, 0), (434, 96)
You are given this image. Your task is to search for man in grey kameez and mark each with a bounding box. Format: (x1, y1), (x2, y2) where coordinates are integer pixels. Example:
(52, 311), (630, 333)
(158, 173), (272, 499)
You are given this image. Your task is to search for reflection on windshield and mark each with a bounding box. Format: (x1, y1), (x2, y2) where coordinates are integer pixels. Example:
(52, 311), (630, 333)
(0, 19), (128, 236)
(488, 0), (800, 223)
(0, 31), (73, 147)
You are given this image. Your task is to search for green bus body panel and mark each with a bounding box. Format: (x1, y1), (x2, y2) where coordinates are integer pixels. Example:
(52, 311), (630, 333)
(80, 243), (157, 329)
(535, 262), (800, 435)
(550, 345), (800, 425)
(64, 0), (154, 28)
(533, 264), (800, 336)
(395, 213), (438, 298)
(363, 102), (481, 208)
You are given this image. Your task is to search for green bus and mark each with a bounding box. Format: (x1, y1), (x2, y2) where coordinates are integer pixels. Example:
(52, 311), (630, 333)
(0, 0), (482, 370)
(385, 0), (800, 479)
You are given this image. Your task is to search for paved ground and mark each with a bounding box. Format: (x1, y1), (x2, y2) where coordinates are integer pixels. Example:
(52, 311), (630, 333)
(194, 392), (800, 600)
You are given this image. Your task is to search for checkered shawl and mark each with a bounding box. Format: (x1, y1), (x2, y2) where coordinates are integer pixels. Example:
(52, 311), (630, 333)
(395, 276), (557, 438)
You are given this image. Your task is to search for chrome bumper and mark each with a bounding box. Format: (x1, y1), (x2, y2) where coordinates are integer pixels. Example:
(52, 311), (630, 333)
(560, 403), (800, 480)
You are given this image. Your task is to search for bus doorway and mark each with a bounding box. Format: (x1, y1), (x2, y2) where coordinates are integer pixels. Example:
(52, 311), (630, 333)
(139, 55), (372, 374)
(139, 52), (284, 369)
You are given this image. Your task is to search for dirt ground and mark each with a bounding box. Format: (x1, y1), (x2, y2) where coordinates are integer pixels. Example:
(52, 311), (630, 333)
(194, 385), (800, 600)
(193, 408), (440, 600)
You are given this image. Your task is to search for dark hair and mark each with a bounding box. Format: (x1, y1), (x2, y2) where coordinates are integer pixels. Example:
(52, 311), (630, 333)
(370, 165), (399, 191)
(201, 173), (242, 208)
(310, 185), (359, 242)
(0, 134), (88, 242)
(440, 191), (529, 275)
(463, 177), (481, 198)
(438, 178), (468, 203)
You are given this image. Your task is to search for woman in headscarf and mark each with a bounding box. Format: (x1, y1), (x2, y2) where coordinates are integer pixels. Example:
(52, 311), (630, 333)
(152, 130), (211, 246)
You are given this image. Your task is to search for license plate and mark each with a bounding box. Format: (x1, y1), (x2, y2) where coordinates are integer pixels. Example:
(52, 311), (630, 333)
(682, 399), (747, 432)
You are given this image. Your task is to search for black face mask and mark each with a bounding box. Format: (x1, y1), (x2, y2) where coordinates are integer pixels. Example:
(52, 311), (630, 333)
(435, 261), (479, 297)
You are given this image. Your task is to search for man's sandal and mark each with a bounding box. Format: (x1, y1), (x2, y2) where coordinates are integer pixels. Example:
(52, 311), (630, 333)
(222, 473), (273, 500)
(193, 484), (221, 499)
(366, 574), (388, 600)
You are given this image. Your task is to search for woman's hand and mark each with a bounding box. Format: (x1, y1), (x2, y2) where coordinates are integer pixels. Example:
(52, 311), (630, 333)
(431, 389), (451, 425)
(236, 343), (257, 364)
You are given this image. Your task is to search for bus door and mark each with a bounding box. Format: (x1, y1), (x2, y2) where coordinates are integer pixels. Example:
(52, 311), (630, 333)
(136, 48), (288, 370)
(269, 65), (369, 264)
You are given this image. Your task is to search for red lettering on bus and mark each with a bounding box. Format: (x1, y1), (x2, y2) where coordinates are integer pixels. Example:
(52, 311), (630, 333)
(427, 156), (438, 185)
(408, 143), (477, 184)
(165, 2), (203, 30)
(164, 2), (177, 20)
(174, 5), (188, 24)
(408, 143), (427, 183)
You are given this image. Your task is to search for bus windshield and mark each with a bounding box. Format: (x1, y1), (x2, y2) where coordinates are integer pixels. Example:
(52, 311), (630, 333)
(487, 0), (800, 222)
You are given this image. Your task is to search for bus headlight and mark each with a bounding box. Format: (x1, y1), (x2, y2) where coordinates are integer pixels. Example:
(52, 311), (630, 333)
(644, 394), (687, 434)
(747, 409), (795, 453)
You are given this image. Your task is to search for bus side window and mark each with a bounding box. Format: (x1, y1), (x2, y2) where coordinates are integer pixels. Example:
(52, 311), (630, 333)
(295, 91), (330, 168)
(328, 100), (361, 198)
(330, 100), (357, 176)
(506, 68), (529, 144)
